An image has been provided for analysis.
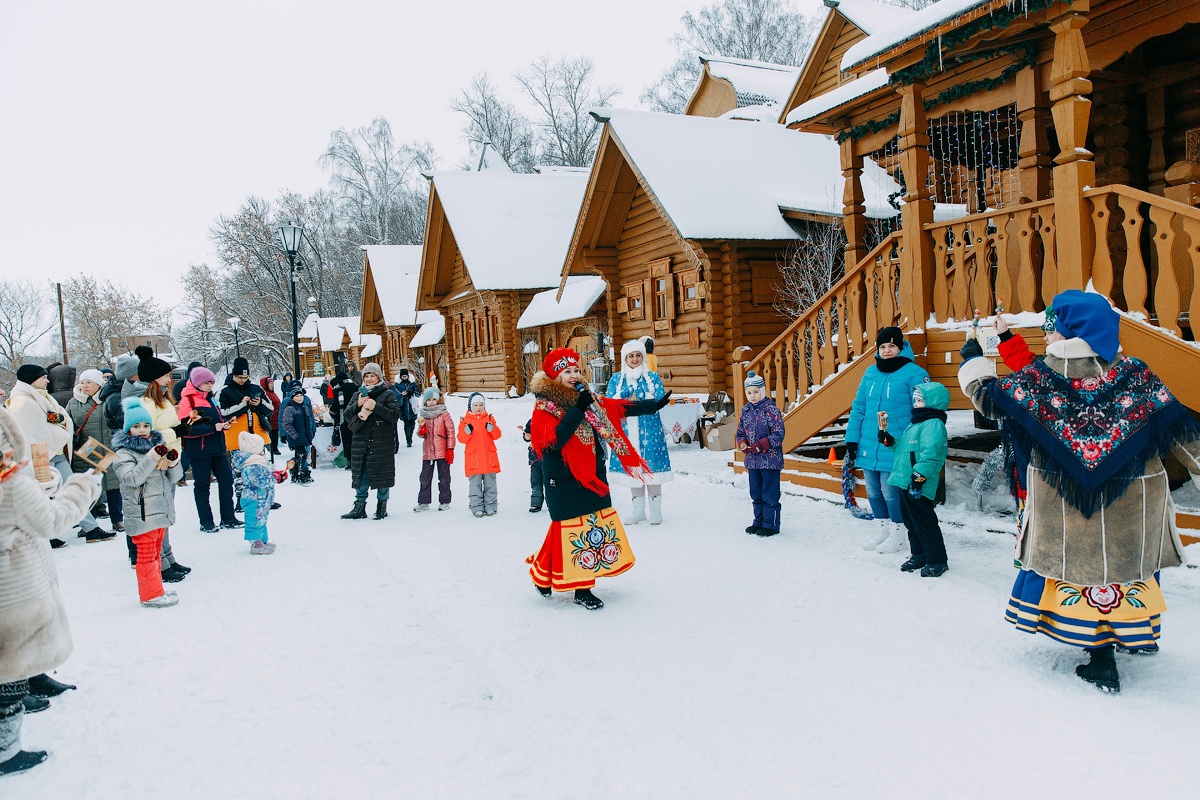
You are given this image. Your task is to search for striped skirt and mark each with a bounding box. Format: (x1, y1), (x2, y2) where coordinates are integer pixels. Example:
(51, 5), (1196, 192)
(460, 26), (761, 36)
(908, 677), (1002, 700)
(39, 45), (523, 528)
(1005, 569), (1164, 649)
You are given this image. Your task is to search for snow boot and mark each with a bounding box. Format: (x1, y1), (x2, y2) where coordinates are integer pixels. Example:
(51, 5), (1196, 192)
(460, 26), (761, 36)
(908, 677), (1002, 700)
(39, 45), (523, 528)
(529, 504), (542, 513)
(0, 749), (48, 777)
(373, 500), (389, 520)
(49, 539), (65, 549)
(474, 511), (485, 518)
(920, 562), (948, 578)
(250, 541), (273, 555)
(413, 503), (430, 512)
(438, 502), (451, 511)
(19, 695), (48, 714)
(161, 567), (185, 584)
(82, 527), (116, 543)
(900, 555), (926, 573)
(745, 525), (760, 534)
(1116, 643), (1159, 656)
(141, 591), (179, 609)
(199, 523), (219, 534)
(573, 589), (604, 610)
(626, 493), (646, 525)
(172, 562), (192, 575)
(535, 584), (552, 598)
(755, 527), (780, 537)
(112, 521), (125, 532)
(270, 502), (282, 510)
(94, 502), (109, 518)
(27, 674), (75, 699)
(647, 494), (662, 525)
(862, 519), (891, 550)
(341, 501), (368, 520)
(876, 522), (907, 554)
(1076, 645), (1120, 693)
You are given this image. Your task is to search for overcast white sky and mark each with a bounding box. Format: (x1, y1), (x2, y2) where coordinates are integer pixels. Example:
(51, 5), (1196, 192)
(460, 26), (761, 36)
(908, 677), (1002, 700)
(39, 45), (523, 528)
(0, 0), (825, 310)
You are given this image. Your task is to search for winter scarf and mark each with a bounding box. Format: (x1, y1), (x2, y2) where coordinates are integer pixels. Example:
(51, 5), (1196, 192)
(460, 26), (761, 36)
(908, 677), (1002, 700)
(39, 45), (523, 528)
(531, 371), (650, 495)
(910, 407), (948, 425)
(874, 354), (913, 374)
(112, 429), (165, 455)
(991, 350), (1200, 518)
(420, 403), (447, 420)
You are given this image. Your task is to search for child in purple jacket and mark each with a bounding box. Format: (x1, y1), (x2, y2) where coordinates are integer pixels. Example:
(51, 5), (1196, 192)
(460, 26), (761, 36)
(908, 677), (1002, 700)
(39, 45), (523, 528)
(736, 370), (785, 536)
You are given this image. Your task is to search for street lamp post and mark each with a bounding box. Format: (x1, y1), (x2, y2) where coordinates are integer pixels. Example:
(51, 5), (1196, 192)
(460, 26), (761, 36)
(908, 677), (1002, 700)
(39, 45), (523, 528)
(278, 222), (305, 379)
(261, 348), (271, 377)
(228, 316), (241, 359)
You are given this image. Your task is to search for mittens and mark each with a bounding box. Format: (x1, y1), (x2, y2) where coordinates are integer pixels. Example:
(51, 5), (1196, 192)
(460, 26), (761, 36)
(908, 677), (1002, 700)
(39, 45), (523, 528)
(960, 339), (983, 361)
(877, 430), (895, 447)
(655, 391), (673, 410)
(154, 444), (169, 457)
(486, 422), (494, 432)
(755, 438), (770, 454)
(908, 472), (926, 498)
(465, 424), (474, 435)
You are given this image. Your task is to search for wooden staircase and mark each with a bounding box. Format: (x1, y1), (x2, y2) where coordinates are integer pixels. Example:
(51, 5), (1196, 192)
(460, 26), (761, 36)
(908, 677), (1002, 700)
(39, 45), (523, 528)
(731, 189), (1200, 543)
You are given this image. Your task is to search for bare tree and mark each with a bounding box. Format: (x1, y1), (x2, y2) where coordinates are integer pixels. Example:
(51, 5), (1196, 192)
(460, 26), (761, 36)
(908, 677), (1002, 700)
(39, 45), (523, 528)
(516, 56), (620, 168)
(642, 0), (819, 113)
(774, 221), (848, 321)
(451, 74), (537, 173)
(62, 275), (164, 367)
(883, 0), (937, 9)
(0, 280), (55, 384)
(319, 117), (435, 246)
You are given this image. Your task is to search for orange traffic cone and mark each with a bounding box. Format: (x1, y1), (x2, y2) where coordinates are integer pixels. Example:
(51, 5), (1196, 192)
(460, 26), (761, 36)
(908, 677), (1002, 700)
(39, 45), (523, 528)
(827, 446), (838, 464)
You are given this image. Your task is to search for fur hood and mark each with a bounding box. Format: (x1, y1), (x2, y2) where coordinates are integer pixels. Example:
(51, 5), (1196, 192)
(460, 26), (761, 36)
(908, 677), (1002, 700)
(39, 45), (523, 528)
(530, 371), (579, 408)
(112, 429), (164, 454)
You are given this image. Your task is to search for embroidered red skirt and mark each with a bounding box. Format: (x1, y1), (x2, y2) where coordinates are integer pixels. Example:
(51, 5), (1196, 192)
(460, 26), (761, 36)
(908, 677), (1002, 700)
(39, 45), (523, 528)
(526, 507), (635, 591)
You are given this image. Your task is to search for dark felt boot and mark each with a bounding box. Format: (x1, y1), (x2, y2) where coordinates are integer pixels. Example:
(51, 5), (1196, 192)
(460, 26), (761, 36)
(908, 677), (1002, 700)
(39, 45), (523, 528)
(1075, 645), (1120, 693)
(573, 589), (603, 610)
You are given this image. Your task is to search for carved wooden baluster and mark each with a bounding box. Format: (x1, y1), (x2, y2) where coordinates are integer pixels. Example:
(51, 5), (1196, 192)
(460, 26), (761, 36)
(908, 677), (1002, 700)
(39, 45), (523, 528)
(1015, 209), (1041, 313)
(994, 212), (1016, 313)
(1148, 205), (1182, 335)
(864, 262), (880, 337)
(949, 223), (970, 319)
(806, 319), (823, 389)
(785, 330), (798, 409)
(933, 227), (951, 321)
(1088, 195), (1114, 299)
(820, 302), (836, 383)
(880, 255), (898, 329)
(772, 345), (785, 407)
(795, 328), (811, 398)
(848, 270), (866, 359)
(1118, 195), (1149, 317)
(1181, 216), (1200, 339)
(834, 290), (849, 365)
(1040, 208), (1058, 309)
(971, 222), (995, 316)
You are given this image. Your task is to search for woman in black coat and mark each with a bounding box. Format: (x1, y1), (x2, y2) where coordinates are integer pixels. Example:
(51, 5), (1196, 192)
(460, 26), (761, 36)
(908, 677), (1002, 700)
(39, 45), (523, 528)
(340, 363), (401, 521)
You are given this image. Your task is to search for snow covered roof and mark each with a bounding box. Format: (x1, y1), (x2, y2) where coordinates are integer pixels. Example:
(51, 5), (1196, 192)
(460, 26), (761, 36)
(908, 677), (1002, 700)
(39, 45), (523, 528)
(842, 0), (996, 72)
(721, 103), (784, 123)
(517, 276), (606, 330)
(314, 316), (360, 352)
(786, 68), (890, 125)
(298, 312), (319, 339)
(596, 108), (900, 238)
(409, 315), (446, 348)
(700, 55), (803, 113)
(363, 245), (424, 327)
(359, 334), (382, 359)
(429, 171), (589, 290)
(474, 143), (512, 172)
(826, 0), (914, 36)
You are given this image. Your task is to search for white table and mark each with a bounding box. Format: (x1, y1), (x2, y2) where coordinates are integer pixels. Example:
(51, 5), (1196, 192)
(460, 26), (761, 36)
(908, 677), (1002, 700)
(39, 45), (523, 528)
(658, 400), (706, 444)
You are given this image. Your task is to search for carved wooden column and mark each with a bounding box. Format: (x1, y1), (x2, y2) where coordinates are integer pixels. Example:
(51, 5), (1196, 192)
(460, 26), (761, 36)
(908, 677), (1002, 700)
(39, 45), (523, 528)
(1049, 12), (1096, 292)
(841, 138), (868, 269)
(1016, 65), (1052, 202)
(1146, 86), (1168, 194)
(898, 82), (936, 327)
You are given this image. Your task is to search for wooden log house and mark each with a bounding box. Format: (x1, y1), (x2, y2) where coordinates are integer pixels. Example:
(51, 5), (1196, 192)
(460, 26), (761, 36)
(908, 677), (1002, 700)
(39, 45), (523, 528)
(557, 107), (901, 397)
(731, 0), (1200, 539)
(516, 276), (609, 384)
(415, 169), (590, 394)
(359, 244), (446, 385)
(684, 55), (803, 123)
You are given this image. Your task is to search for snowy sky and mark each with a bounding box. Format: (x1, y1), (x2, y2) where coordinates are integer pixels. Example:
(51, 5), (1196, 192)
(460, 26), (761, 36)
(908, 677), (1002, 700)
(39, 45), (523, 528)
(0, 0), (829, 310)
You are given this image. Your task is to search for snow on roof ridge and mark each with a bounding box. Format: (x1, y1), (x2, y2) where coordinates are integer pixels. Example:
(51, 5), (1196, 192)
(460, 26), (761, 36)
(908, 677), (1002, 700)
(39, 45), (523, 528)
(517, 276), (606, 330)
(842, 0), (997, 73)
(700, 56), (803, 112)
(786, 68), (890, 125)
(827, 0), (915, 36)
(698, 54), (805, 74)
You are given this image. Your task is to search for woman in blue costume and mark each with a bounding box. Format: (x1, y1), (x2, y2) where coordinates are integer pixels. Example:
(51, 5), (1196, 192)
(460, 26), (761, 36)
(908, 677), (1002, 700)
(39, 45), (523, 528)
(958, 290), (1200, 692)
(606, 339), (672, 525)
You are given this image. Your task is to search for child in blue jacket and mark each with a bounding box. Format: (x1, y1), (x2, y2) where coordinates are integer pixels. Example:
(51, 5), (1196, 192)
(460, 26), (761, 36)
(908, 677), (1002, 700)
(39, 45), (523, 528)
(280, 385), (316, 485)
(736, 370), (785, 536)
(232, 432), (276, 554)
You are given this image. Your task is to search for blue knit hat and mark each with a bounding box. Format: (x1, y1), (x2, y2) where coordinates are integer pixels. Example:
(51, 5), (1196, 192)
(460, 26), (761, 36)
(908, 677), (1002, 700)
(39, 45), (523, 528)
(422, 386), (441, 403)
(122, 397), (154, 433)
(468, 391), (485, 409)
(744, 370), (765, 390)
(1049, 290), (1120, 361)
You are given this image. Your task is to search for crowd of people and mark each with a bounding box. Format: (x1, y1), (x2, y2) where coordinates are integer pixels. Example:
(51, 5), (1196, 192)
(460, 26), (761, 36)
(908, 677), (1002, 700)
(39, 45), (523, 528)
(1, 295), (1194, 773)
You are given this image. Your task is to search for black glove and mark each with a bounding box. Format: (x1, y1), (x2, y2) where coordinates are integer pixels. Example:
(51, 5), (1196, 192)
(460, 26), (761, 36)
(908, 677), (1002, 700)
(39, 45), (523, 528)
(877, 430), (895, 447)
(960, 339), (983, 361)
(844, 441), (858, 461)
(575, 387), (594, 411)
(464, 424), (473, 435)
(908, 472), (926, 498)
(654, 390), (673, 411)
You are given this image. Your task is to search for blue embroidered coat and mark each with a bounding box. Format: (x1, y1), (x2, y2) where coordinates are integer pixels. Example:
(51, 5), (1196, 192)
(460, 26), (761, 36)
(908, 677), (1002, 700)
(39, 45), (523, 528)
(230, 451), (275, 527)
(736, 398), (785, 470)
(844, 342), (931, 472)
(605, 368), (672, 487)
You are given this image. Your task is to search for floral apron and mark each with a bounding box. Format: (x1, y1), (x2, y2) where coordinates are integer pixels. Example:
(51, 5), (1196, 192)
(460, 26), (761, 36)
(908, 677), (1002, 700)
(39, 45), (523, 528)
(527, 507), (635, 591)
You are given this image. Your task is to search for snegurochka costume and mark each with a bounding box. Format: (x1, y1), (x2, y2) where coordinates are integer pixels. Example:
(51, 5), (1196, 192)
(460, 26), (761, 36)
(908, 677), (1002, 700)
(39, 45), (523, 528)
(958, 290), (1200, 692)
(526, 347), (670, 610)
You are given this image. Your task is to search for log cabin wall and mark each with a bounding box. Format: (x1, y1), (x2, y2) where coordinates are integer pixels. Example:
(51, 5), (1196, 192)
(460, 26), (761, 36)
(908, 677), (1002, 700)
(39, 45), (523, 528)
(444, 292), (506, 393)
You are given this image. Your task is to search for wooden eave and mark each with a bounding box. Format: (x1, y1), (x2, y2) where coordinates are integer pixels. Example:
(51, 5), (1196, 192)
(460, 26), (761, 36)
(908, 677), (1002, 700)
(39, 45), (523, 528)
(683, 61), (737, 118)
(415, 182), (459, 311)
(359, 259), (386, 335)
(786, 10), (854, 114)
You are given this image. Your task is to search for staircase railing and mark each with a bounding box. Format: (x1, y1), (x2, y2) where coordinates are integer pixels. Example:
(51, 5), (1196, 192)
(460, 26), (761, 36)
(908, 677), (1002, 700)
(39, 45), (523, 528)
(1084, 185), (1200, 337)
(734, 232), (902, 427)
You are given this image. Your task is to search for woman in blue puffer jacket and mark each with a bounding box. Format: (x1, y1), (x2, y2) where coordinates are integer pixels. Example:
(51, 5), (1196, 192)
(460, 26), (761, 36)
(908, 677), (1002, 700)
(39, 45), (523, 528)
(843, 327), (930, 553)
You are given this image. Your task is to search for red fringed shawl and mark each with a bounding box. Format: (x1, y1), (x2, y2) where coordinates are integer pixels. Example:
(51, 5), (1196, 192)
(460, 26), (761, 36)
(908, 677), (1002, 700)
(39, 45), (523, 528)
(532, 392), (651, 496)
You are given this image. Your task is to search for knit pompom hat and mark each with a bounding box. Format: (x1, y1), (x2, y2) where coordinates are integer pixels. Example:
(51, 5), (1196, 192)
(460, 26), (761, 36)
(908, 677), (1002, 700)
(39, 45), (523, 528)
(422, 386), (441, 403)
(135, 345), (172, 383)
(238, 431), (265, 454)
(189, 366), (217, 388)
(121, 397), (154, 433)
(744, 370), (765, 390)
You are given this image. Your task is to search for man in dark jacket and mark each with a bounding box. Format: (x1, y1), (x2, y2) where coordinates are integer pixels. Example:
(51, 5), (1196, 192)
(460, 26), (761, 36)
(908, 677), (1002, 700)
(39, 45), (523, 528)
(329, 370), (358, 468)
(391, 369), (420, 448)
(218, 357), (272, 438)
(340, 363), (400, 520)
(46, 363), (76, 408)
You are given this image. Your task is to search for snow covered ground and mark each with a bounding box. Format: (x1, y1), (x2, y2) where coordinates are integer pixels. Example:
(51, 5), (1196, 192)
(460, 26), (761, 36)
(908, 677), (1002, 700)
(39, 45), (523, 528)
(15, 394), (1200, 798)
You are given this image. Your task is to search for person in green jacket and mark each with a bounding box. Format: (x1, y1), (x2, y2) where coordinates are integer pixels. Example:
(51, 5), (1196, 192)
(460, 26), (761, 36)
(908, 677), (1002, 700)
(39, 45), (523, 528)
(878, 381), (950, 577)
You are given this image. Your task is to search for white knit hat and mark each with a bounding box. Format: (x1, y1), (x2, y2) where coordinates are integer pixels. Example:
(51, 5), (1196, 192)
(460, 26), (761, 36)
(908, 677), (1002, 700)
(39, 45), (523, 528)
(238, 432), (265, 454)
(78, 368), (106, 385)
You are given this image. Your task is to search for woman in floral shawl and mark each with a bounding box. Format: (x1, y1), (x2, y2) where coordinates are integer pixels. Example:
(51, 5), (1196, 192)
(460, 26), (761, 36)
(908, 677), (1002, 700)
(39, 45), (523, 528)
(527, 348), (671, 610)
(959, 290), (1200, 693)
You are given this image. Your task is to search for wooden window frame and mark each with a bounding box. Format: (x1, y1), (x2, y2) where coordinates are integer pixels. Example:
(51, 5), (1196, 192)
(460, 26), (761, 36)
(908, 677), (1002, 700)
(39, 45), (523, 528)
(622, 281), (645, 320)
(678, 268), (705, 312)
(648, 257), (674, 333)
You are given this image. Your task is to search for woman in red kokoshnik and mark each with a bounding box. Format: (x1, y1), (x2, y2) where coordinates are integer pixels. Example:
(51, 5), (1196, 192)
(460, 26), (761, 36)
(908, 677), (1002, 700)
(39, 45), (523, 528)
(527, 348), (671, 610)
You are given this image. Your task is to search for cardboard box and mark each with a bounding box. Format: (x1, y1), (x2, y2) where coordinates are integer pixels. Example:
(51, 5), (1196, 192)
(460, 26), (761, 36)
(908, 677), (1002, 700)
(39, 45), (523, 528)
(704, 417), (738, 451)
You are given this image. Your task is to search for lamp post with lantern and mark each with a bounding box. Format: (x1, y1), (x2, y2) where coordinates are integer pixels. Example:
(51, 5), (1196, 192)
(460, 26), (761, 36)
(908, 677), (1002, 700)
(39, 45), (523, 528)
(278, 222), (305, 379)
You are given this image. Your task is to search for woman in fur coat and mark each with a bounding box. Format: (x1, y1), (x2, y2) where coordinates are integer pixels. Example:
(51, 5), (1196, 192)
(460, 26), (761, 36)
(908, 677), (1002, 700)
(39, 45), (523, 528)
(959, 290), (1200, 693)
(0, 407), (101, 776)
(605, 339), (672, 525)
(527, 348), (671, 610)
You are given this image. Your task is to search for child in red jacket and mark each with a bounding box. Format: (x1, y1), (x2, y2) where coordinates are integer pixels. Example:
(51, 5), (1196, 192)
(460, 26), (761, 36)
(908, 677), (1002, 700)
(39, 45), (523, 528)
(458, 392), (501, 517)
(414, 386), (455, 511)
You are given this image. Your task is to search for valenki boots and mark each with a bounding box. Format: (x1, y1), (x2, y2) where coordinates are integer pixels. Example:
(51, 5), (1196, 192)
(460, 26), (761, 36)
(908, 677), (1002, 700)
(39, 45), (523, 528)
(626, 491), (647, 525)
(876, 522), (907, 554)
(647, 494), (662, 525)
(862, 518), (891, 550)
(1076, 645), (1120, 693)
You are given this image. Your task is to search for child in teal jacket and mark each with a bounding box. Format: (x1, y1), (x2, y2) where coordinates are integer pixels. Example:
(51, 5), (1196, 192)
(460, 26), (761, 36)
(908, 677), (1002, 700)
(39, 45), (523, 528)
(879, 381), (950, 577)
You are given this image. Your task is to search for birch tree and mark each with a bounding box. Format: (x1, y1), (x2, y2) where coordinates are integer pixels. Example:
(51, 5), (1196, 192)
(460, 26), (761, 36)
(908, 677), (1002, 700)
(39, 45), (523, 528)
(451, 73), (537, 173)
(62, 276), (164, 366)
(516, 56), (620, 168)
(0, 280), (55, 384)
